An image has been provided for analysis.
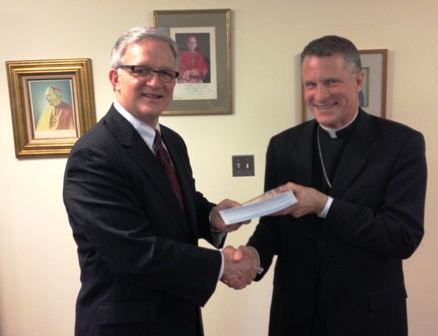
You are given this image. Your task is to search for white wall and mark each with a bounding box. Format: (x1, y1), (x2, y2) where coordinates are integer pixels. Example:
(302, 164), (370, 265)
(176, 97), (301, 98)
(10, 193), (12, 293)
(1, 1), (437, 335)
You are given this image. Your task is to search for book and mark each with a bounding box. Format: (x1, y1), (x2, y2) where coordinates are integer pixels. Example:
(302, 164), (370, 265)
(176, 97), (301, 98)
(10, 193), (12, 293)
(219, 187), (298, 225)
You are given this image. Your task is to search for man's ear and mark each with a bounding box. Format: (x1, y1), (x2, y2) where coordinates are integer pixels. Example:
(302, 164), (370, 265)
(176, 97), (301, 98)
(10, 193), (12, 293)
(355, 71), (365, 93)
(108, 69), (120, 91)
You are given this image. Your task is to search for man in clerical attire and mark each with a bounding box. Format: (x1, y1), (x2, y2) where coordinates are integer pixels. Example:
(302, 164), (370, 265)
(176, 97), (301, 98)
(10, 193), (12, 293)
(177, 35), (209, 84)
(36, 85), (75, 130)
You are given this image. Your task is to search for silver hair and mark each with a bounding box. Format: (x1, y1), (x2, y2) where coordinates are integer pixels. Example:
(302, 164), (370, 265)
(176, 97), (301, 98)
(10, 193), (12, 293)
(110, 27), (179, 70)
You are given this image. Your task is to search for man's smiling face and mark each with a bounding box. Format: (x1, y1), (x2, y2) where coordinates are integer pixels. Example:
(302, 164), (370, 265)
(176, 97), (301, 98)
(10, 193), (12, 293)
(302, 54), (363, 129)
(109, 40), (176, 127)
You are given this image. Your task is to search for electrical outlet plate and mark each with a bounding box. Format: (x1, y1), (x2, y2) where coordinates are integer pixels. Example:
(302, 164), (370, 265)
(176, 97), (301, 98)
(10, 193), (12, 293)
(232, 155), (254, 176)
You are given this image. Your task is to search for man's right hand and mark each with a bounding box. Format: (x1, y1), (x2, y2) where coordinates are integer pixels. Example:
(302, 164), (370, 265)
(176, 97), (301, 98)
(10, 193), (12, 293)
(220, 245), (258, 290)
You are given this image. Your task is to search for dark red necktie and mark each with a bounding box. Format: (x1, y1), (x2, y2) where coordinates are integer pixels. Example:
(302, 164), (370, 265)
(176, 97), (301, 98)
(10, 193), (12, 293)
(153, 129), (184, 210)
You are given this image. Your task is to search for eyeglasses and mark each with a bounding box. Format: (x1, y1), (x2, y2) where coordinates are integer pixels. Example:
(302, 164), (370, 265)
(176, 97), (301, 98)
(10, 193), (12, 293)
(118, 65), (179, 83)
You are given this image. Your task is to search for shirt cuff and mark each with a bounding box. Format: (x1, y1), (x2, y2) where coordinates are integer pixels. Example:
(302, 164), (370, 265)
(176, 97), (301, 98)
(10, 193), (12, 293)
(317, 196), (333, 218)
(211, 230), (226, 247)
(209, 211), (226, 246)
(247, 246), (264, 274)
(218, 252), (224, 280)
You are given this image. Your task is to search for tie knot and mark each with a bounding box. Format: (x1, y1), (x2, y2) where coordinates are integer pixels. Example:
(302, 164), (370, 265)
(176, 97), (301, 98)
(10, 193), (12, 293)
(154, 129), (162, 144)
(153, 129), (165, 154)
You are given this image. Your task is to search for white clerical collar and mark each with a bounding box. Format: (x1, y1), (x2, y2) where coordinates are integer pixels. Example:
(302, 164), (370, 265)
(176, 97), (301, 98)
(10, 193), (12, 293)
(319, 110), (359, 139)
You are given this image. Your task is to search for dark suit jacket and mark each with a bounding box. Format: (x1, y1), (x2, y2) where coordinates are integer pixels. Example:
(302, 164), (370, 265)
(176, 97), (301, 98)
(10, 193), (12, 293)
(63, 105), (223, 336)
(248, 110), (427, 336)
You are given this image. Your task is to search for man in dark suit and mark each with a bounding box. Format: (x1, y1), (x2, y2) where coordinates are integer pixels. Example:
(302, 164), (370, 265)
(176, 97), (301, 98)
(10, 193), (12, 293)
(63, 27), (256, 336)
(232, 35), (427, 335)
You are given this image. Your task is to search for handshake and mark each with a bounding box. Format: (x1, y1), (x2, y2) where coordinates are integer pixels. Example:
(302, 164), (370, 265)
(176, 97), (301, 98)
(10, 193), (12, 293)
(220, 245), (260, 290)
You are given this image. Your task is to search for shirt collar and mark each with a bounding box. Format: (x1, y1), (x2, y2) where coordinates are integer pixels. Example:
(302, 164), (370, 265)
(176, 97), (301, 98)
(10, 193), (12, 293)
(319, 110), (359, 139)
(113, 100), (160, 152)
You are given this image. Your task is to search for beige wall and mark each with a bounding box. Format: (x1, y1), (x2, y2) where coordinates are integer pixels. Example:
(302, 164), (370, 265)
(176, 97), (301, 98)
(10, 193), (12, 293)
(1, 1), (437, 335)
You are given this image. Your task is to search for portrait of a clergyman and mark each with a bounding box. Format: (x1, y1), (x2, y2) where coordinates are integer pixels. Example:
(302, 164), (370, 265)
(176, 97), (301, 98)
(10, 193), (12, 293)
(176, 33), (211, 84)
(30, 80), (75, 132)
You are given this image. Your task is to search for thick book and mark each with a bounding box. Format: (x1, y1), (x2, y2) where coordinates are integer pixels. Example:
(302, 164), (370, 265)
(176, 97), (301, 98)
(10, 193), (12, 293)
(219, 188), (298, 225)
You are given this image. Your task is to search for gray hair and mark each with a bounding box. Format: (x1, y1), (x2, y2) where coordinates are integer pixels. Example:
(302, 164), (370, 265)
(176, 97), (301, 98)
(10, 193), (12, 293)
(300, 35), (361, 73)
(110, 27), (179, 70)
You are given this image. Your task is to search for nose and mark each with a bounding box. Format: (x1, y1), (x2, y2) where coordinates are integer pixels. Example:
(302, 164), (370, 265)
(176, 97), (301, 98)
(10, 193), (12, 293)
(146, 72), (161, 86)
(315, 85), (329, 100)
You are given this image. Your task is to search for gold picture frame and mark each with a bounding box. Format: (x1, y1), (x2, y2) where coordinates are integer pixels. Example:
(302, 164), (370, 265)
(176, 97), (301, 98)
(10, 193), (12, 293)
(301, 49), (388, 122)
(6, 58), (96, 158)
(154, 9), (232, 115)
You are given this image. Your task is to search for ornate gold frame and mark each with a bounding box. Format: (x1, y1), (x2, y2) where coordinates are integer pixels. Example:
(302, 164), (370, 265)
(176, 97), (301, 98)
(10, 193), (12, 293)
(6, 58), (96, 158)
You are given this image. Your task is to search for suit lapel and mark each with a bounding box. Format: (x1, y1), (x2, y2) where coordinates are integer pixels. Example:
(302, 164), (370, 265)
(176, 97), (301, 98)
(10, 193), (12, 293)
(105, 107), (192, 237)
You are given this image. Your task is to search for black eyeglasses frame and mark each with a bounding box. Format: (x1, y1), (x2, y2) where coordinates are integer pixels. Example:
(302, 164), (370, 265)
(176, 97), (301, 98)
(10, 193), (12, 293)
(117, 65), (179, 82)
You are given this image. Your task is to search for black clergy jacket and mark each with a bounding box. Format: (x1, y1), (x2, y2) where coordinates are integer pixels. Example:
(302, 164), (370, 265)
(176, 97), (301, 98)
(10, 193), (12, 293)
(63, 105), (223, 336)
(248, 109), (427, 336)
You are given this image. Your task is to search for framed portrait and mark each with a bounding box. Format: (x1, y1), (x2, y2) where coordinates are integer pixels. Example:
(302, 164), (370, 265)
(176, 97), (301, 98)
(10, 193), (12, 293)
(6, 58), (96, 158)
(301, 49), (388, 122)
(154, 9), (232, 115)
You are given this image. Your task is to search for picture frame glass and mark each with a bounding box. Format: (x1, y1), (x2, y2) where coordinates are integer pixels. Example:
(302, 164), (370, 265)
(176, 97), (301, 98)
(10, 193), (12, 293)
(27, 78), (77, 139)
